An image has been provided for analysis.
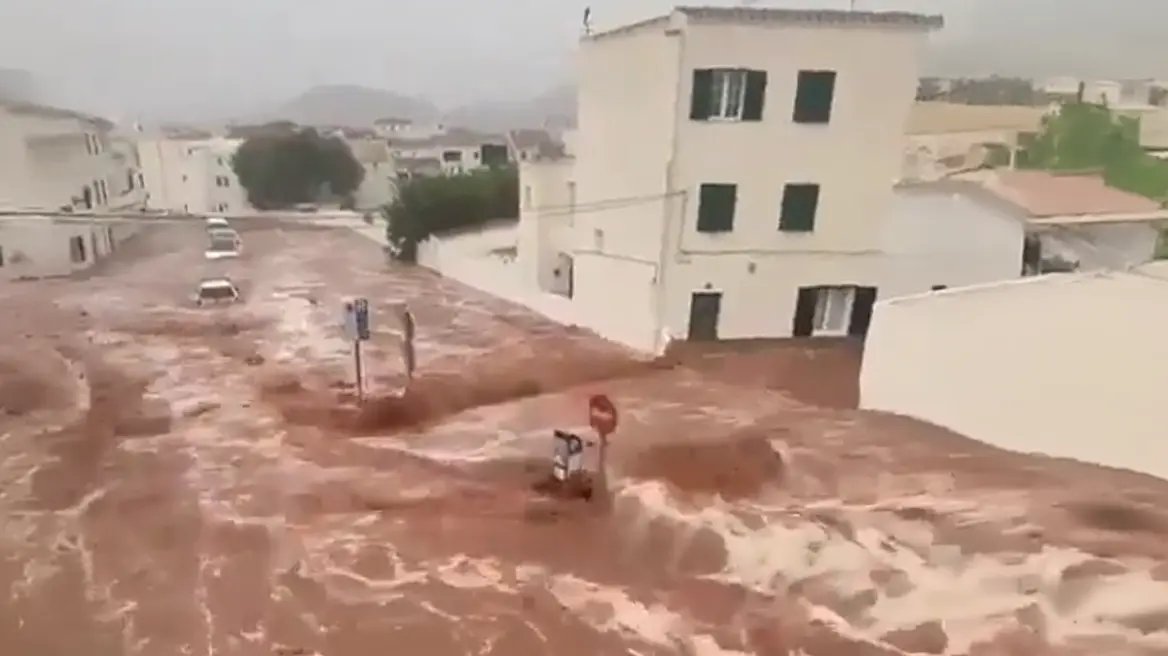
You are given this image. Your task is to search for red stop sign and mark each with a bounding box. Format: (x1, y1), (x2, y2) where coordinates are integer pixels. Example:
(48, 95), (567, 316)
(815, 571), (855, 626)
(588, 394), (618, 437)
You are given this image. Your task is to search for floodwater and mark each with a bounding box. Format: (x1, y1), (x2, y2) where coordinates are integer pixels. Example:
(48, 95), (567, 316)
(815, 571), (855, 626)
(1, 220), (1167, 656)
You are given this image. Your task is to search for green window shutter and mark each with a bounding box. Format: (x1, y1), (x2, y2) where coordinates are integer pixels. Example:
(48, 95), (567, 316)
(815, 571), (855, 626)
(697, 183), (737, 232)
(741, 70), (768, 121)
(690, 69), (714, 120)
(793, 71), (837, 124)
(779, 183), (820, 232)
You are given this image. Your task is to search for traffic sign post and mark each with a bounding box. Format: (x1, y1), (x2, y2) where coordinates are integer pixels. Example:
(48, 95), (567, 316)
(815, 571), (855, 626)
(400, 305), (416, 382)
(343, 298), (372, 402)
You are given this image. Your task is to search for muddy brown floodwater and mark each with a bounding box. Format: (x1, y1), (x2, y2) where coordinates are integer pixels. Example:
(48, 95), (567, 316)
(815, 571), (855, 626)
(1, 220), (1167, 656)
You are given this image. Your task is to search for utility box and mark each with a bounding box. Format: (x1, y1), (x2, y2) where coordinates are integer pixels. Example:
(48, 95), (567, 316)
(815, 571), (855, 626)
(552, 430), (585, 481)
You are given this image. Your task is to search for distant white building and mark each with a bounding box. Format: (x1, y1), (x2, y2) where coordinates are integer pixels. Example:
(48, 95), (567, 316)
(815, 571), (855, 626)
(0, 100), (139, 212)
(136, 136), (250, 214)
(373, 118), (446, 141)
(344, 136), (397, 209)
(518, 7), (942, 351)
(860, 262), (1168, 481)
(388, 128), (510, 178)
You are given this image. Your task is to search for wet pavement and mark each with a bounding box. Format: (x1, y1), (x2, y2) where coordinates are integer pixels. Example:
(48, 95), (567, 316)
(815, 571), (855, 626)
(1, 220), (1168, 656)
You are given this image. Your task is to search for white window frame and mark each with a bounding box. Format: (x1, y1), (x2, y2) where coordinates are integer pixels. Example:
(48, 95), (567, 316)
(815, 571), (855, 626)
(812, 286), (854, 334)
(710, 69), (748, 120)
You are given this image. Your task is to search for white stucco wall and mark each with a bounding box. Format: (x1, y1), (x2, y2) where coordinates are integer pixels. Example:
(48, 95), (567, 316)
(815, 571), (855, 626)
(575, 21), (679, 264)
(414, 225), (582, 329)
(573, 251), (658, 351)
(0, 218), (138, 280)
(882, 189), (1025, 298)
(860, 267), (1168, 480)
(663, 252), (885, 341)
(517, 158), (577, 292)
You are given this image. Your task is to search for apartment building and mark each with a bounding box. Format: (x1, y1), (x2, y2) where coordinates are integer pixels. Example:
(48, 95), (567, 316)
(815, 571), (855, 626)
(0, 100), (133, 212)
(519, 7), (942, 350)
(136, 136), (249, 214)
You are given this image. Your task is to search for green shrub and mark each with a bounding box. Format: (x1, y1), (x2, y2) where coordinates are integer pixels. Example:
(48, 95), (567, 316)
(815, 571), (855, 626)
(382, 166), (519, 263)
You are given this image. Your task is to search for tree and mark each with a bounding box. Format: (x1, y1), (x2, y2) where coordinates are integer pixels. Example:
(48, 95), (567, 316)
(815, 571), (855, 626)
(383, 167), (519, 262)
(1019, 103), (1168, 200)
(231, 128), (364, 209)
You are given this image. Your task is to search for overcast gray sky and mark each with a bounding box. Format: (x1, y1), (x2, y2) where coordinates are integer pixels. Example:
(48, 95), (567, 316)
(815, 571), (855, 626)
(0, 0), (975, 119)
(8, 0), (1163, 120)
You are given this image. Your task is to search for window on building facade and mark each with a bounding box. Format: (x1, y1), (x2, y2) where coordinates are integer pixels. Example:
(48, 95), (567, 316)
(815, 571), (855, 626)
(813, 286), (854, 332)
(69, 235), (86, 263)
(696, 183), (737, 233)
(0, 246), (5, 267)
(793, 70), (837, 124)
(442, 150), (462, 162)
(779, 183), (820, 232)
(690, 69), (767, 121)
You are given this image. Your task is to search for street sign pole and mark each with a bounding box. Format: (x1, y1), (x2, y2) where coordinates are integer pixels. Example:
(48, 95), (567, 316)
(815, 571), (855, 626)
(401, 305), (416, 384)
(344, 298), (372, 403)
(354, 340), (365, 402)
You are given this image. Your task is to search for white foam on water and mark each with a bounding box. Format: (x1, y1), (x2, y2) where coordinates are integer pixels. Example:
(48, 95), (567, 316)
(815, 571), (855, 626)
(251, 273), (350, 365)
(545, 573), (748, 655)
(617, 480), (1168, 654)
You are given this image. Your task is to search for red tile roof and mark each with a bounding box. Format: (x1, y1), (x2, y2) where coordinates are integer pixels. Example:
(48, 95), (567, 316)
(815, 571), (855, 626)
(989, 170), (1161, 217)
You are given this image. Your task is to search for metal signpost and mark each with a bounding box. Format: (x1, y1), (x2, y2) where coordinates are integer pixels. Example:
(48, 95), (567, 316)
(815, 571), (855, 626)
(401, 305), (416, 382)
(343, 298), (371, 401)
(588, 394), (618, 483)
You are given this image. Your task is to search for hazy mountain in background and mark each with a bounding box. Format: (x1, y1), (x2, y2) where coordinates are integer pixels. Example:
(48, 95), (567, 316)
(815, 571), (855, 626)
(260, 84), (440, 126)
(0, 68), (40, 104)
(237, 84), (575, 132)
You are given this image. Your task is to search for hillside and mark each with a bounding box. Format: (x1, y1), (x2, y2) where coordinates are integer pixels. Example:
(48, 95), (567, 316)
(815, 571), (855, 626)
(244, 84), (574, 131)
(267, 84), (440, 126)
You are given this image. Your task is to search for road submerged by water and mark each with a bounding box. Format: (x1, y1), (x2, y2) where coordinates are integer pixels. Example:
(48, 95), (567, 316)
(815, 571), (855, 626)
(1, 220), (1167, 656)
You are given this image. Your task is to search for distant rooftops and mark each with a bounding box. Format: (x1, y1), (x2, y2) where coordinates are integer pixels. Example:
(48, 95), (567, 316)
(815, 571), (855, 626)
(506, 129), (565, 159)
(988, 170), (1162, 220)
(902, 171), (1168, 224)
(589, 6), (942, 40)
(0, 99), (113, 129)
(389, 128), (506, 149)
